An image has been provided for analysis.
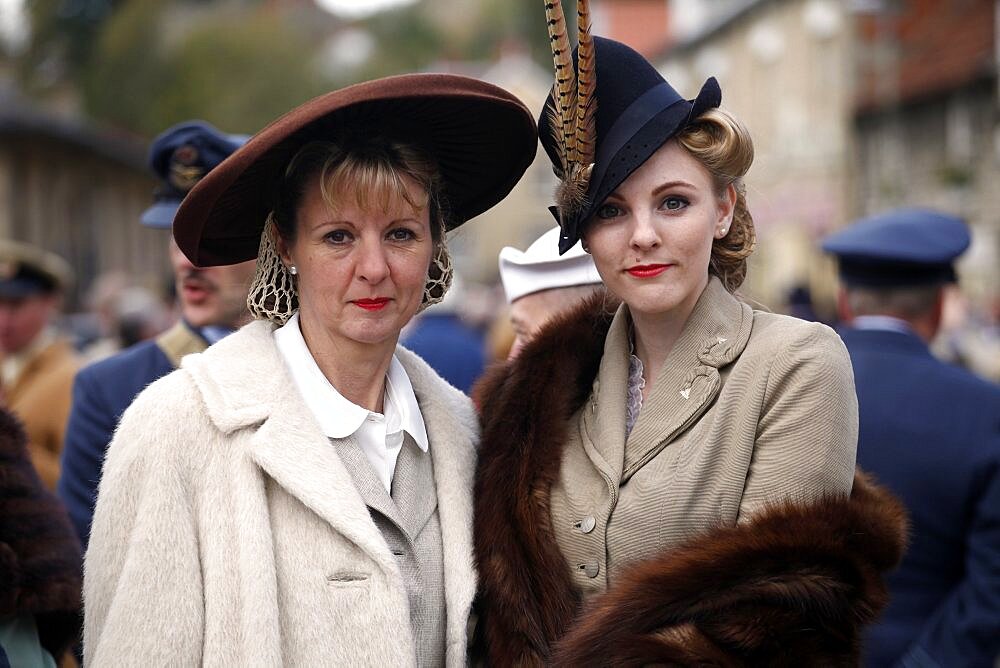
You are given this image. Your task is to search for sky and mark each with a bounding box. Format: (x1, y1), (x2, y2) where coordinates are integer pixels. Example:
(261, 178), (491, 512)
(0, 0), (27, 51)
(313, 0), (418, 19)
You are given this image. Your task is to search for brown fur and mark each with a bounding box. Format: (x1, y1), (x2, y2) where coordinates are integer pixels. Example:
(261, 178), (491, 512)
(0, 406), (82, 659)
(473, 296), (907, 666)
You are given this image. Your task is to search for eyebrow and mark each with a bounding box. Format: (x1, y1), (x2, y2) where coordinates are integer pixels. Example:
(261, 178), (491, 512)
(651, 180), (697, 197)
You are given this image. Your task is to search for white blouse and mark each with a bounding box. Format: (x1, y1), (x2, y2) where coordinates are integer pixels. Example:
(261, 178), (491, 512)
(274, 313), (429, 492)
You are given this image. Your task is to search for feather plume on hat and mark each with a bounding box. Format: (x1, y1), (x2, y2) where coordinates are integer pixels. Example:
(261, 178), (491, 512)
(543, 0), (597, 233)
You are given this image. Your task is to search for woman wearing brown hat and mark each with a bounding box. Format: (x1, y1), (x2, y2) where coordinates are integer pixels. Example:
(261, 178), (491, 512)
(473, 5), (907, 665)
(82, 75), (536, 666)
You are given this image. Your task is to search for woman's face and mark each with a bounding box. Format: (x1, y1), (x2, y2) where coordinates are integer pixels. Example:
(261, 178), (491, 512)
(280, 173), (434, 349)
(582, 139), (735, 323)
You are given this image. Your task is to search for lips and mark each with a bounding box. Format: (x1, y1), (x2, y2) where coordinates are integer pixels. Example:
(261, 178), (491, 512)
(181, 279), (214, 303)
(352, 298), (390, 311)
(626, 263), (671, 278)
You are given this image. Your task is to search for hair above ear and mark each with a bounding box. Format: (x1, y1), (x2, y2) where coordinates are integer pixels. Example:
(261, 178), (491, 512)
(678, 108), (755, 293)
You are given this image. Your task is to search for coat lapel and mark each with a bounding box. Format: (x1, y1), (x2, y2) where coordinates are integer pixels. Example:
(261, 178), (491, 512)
(622, 278), (752, 480)
(182, 321), (397, 577)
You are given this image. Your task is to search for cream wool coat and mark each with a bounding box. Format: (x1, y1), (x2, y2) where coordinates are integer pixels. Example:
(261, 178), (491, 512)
(83, 320), (479, 667)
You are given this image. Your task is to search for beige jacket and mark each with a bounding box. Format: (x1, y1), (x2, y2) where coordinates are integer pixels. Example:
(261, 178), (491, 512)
(550, 277), (859, 595)
(4, 338), (79, 489)
(84, 320), (479, 667)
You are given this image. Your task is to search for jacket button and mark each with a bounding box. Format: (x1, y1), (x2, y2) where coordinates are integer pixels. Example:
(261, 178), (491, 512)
(578, 561), (600, 578)
(575, 516), (596, 534)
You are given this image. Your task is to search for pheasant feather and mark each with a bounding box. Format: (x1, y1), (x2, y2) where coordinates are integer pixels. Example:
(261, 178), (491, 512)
(543, 0), (597, 224)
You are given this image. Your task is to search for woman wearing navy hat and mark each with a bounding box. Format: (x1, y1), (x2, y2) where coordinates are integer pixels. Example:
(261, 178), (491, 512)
(473, 4), (906, 664)
(82, 75), (537, 666)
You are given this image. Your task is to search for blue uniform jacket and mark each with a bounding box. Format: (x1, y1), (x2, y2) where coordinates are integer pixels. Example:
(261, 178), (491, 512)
(57, 324), (206, 547)
(402, 314), (485, 395)
(842, 327), (1000, 668)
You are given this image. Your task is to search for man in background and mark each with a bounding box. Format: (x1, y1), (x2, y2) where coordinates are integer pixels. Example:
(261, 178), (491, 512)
(499, 225), (604, 359)
(58, 120), (256, 547)
(823, 208), (1000, 668)
(0, 240), (77, 489)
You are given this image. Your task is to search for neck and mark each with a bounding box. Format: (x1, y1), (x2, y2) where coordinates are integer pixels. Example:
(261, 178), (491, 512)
(630, 274), (707, 399)
(298, 316), (395, 413)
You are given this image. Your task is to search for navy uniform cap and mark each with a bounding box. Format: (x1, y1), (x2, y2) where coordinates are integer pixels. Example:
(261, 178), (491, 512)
(821, 208), (970, 287)
(0, 240), (74, 298)
(141, 120), (248, 229)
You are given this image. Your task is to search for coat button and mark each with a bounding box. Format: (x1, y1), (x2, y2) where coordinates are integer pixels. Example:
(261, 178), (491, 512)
(577, 561), (600, 578)
(575, 516), (596, 534)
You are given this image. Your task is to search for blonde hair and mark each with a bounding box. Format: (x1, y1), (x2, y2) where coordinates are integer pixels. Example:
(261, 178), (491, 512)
(676, 108), (756, 293)
(274, 139), (445, 244)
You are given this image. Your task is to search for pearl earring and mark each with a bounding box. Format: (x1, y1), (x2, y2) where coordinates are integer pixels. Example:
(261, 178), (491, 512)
(289, 265), (298, 275)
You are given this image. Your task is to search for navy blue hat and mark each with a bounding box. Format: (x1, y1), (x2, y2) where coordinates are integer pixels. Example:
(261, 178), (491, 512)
(822, 208), (971, 287)
(141, 121), (247, 229)
(539, 36), (721, 254)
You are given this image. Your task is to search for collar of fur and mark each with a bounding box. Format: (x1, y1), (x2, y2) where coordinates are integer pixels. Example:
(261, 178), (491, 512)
(0, 407), (82, 658)
(473, 292), (907, 666)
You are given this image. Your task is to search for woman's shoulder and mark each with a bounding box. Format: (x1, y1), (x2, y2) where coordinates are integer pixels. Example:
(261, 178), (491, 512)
(745, 310), (849, 362)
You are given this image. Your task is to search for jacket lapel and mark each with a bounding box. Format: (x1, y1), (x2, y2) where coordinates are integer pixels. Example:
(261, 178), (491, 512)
(392, 438), (438, 541)
(622, 279), (752, 479)
(397, 347), (479, 656)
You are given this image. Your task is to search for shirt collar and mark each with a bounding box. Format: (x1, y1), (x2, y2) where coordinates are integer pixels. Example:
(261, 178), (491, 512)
(385, 353), (429, 452)
(274, 313), (428, 450)
(852, 315), (914, 335)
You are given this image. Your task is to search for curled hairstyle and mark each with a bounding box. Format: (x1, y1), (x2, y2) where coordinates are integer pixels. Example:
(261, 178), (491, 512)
(248, 135), (453, 323)
(676, 108), (756, 293)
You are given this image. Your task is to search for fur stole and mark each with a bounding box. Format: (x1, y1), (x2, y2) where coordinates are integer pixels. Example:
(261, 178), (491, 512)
(0, 407), (82, 658)
(473, 296), (907, 666)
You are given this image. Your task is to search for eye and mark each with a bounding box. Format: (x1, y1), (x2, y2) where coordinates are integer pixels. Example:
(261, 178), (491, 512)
(596, 203), (623, 219)
(325, 229), (352, 245)
(660, 196), (689, 212)
(387, 227), (417, 242)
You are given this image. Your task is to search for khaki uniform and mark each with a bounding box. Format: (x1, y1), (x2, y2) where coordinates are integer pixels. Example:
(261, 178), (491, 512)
(5, 338), (79, 489)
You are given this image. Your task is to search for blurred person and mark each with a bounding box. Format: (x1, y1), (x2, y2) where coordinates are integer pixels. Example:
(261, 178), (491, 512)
(0, 240), (77, 489)
(58, 121), (253, 547)
(498, 225), (603, 359)
(0, 406), (82, 667)
(402, 280), (486, 394)
(79, 277), (169, 363)
(83, 75), (536, 664)
(474, 24), (905, 664)
(823, 208), (1000, 668)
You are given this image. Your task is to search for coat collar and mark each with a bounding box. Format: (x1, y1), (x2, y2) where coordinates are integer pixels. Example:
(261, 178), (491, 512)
(619, 277), (752, 479)
(182, 320), (478, 623)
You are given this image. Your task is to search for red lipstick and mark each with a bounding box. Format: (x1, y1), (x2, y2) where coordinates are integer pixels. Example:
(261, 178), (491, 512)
(626, 264), (670, 278)
(352, 298), (390, 311)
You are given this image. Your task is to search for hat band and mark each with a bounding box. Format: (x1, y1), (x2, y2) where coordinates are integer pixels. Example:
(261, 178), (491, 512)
(589, 84), (685, 205)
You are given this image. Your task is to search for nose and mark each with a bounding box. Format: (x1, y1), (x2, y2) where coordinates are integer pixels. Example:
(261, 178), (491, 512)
(356, 238), (390, 285)
(629, 212), (661, 253)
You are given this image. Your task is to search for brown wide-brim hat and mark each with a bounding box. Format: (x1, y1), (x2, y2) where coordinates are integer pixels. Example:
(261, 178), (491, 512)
(174, 73), (538, 266)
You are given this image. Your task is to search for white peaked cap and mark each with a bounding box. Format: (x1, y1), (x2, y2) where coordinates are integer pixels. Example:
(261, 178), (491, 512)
(499, 226), (603, 304)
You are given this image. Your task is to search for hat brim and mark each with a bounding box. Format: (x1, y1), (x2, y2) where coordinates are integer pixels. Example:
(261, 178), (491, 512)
(140, 200), (180, 230)
(174, 73), (537, 266)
